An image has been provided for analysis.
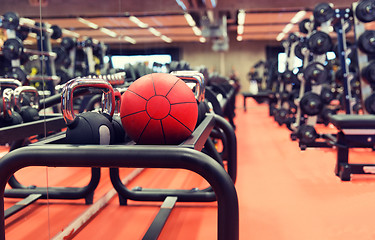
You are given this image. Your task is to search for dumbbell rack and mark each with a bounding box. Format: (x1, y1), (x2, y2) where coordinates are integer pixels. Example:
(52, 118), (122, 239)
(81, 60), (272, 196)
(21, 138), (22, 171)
(0, 112), (239, 240)
(3, 16), (59, 91)
(294, 5), (352, 150)
(328, 1), (375, 181)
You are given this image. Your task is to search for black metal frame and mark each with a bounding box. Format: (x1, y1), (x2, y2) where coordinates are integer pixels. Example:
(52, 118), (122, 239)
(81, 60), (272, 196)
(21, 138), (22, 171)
(109, 114), (234, 205)
(205, 84), (237, 129)
(334, 131), (375, 181)
(0, 113), (239, 239)
(0, 144), (239, 240)
(242, 91), (273, 112)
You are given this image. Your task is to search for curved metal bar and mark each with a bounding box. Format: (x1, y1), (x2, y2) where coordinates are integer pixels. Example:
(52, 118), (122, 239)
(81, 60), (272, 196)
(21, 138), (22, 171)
(110, 166), (217, 202)
(0, 144), (239, 240)
(171, 70), (206, 102)
(5, 167), (100, 203)
(213, 114), (237, 184)
(39, 88), (92, 110)
(61, 78), (115, 125)
(14, 86), (40, 110)
(0, 79), (22, 90)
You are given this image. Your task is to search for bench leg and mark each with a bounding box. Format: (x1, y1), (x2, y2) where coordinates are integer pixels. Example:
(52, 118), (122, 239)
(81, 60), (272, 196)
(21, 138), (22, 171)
(243, 96), (247, 112)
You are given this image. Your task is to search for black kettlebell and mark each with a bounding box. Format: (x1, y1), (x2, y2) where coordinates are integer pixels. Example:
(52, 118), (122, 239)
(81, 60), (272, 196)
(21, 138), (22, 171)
(14, 86), (40, 123)
(61, 77), (115, 145)
(0, 88), (23, 127)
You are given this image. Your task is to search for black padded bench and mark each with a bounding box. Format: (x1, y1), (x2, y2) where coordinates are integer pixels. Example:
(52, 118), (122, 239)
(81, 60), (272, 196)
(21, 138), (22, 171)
(329, 114), (375, 181)
(242, 90), (273, 112)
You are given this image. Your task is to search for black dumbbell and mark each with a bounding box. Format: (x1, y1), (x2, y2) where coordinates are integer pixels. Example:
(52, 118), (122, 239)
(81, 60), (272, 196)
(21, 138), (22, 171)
(362, 61), (375, 84)
(16, 27), (30, 41)
(13, 86), (40, 123)
(295, 40), (308, 60)
(61, 78), (116, 145)
(50, 25), (62, 40)
(6, 67), (28, 85)
(313, 2), (335, 24)
(300, 91), (323, 116)
(304, 62), (328, 85)
(358, 30), (375, 54)
(53, 46), (71, 68)
(282, 70), (298, 84)
(320, 86), (334, 104)
(299, 19), (311, 34)
(308, 31), (333, 55)
(61, 37), (76, 51)
(297, 125), (318, 144)
(2, 12), (20, 30)
(356, 0), (375, 23)
(2, 38), (23, 60)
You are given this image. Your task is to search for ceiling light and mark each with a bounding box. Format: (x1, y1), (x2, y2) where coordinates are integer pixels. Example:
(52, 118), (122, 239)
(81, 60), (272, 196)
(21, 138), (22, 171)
(148, 27), (161, 37)
(290, 10), (306, 24)
(192, 26), (202, 36)
(100, 28), (117, 38)
(210, 0), (217, 8)
(124, 36), (136, 44)
(203, 0), (217, 8)
(237, 25), (244, 35)
(282, 23), (294, 33)
(62, 29), (80, 38)
(237, 35), (243, 41)
(175, 0), (187, 11)
(129, 16), (149, 28)
(238, 9), (246, 25)
(276, 32), (285, 41)
(161, 35), (172, 43)
(184, 13), (196, 27)
(199, 37), (206, 43)
(77, 17), (99, 29)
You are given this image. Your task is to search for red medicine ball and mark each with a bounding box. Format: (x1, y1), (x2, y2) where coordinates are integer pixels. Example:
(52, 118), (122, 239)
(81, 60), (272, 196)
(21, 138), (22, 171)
(120, 73), (198, 144)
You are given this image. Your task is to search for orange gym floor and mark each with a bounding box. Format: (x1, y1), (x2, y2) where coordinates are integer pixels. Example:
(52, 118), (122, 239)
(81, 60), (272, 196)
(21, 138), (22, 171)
(4, 97), (375, 240)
